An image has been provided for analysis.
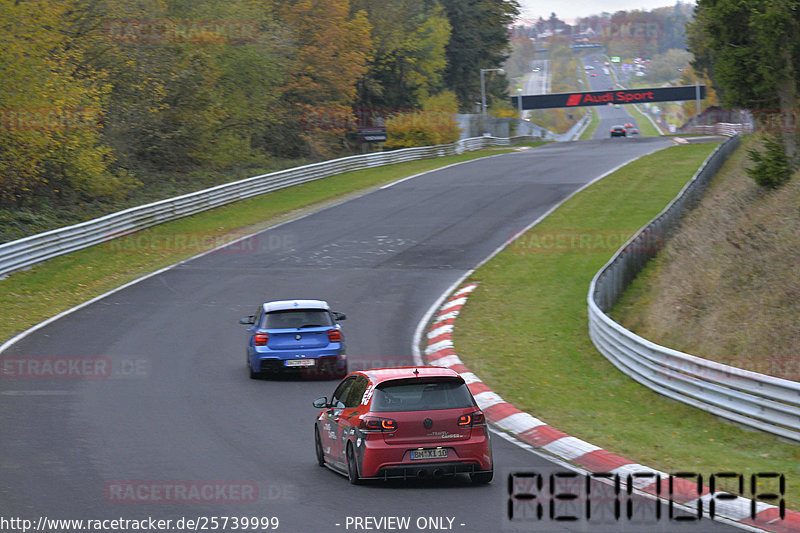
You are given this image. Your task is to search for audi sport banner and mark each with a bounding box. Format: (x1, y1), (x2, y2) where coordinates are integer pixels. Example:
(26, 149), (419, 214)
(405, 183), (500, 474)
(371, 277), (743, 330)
(511, 85), (706, 110)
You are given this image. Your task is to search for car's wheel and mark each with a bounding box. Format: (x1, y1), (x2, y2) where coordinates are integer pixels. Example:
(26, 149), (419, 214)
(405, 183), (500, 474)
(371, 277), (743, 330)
(471, 470), (493, 485)
(314, 429), (325, 467)
(346, 443), (362, 485)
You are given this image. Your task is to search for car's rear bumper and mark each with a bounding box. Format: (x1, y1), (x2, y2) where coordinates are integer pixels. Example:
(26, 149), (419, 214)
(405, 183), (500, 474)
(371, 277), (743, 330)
(255, 353), (346, 375)
(371, 461), (490, 481)
(357, 432), (492, 478)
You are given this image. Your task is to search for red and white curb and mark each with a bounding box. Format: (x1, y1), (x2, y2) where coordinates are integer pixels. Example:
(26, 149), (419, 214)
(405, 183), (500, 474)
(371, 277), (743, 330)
(423, 282), (800, 533)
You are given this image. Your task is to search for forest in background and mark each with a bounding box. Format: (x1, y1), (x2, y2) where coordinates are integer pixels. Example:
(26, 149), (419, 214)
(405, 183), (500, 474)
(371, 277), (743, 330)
(0, 0), (518, 242)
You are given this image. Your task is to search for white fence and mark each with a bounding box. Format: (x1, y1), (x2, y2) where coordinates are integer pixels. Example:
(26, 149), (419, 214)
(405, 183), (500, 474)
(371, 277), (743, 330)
(0, 136), (539, 279)
(588, 135), (800, 443)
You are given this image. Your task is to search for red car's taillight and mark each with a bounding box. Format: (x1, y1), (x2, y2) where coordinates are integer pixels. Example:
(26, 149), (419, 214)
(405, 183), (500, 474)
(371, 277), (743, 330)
(359, 416), (397, 432)
(457, 411), (485, 427)
(254, 333), (269, 346)
(327, 329), (342, 342)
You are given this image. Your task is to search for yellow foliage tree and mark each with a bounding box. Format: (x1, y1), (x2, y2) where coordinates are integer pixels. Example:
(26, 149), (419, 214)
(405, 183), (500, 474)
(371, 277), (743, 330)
(0, 0), (115, 205)
(384, 91), (460, 149)
(279, 0), (373, 106)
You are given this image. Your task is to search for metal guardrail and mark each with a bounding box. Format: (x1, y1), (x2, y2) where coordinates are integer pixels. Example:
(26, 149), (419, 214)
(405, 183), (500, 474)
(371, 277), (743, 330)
(685, 123), (754, 136)
(588, 135), (800, 443)
(0, 136), (540, 279)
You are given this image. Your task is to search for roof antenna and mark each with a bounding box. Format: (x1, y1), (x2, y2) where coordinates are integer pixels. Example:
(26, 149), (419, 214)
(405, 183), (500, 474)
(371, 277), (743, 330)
(413, 368), (420, 377)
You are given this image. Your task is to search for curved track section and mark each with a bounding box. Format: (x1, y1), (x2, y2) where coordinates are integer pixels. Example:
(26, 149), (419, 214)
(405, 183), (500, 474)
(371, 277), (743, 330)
(1, 138), (738, 532)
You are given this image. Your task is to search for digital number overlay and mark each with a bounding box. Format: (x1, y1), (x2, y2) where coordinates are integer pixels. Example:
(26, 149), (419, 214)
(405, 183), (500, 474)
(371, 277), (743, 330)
(506, 469), (786, 525)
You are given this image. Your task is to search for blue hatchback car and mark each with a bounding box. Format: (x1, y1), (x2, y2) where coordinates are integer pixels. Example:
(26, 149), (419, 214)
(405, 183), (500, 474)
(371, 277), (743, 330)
(240, 300), (347, 379)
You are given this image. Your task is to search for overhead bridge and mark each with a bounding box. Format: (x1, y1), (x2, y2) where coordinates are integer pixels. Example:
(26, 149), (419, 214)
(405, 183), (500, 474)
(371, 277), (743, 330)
(511, 85), (706, 110)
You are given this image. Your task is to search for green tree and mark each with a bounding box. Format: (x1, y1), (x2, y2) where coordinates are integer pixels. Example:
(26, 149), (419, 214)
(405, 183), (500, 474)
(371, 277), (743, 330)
(68, 0), (223, 172)
(354, 0), (451, 110)
(688, 0), (800, 165)
(643, 48), (692, 85)
(747, 135), (792, 188)
(70, 0), (291, 170)
(440, 0), (520, 111)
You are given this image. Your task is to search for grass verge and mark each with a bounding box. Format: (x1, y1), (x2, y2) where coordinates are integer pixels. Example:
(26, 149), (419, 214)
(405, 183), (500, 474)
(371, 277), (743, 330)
(0, 148), (520, 345)
(453, 142), (800, 505)
(579, 108), (599, 140)
(612, 136), (800, 378)
(628, 104), (662, 137)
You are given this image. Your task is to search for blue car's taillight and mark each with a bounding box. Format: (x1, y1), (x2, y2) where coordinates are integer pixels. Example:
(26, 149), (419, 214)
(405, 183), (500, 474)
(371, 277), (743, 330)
(327, 329), (342, 342)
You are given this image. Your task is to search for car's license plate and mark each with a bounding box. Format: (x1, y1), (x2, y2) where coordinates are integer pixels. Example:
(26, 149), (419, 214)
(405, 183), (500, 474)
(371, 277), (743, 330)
(285, 359), (315, 367)
(411, 448), (448, 460)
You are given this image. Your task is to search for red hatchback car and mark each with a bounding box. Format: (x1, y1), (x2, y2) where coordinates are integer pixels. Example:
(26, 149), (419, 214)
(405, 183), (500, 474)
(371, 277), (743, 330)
(313, 367), (493, 484)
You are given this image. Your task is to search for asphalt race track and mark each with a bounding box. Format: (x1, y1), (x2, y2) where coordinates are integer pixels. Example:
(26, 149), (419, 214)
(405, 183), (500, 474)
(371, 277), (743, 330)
(0, 140), (739, 532)
(582, 56), (643, 140)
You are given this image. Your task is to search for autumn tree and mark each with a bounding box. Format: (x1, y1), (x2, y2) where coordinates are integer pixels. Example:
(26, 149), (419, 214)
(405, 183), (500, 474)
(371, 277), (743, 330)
(384, 90), (460, 148)
(275, 0), (372, 156)
(66, 0), (291, 172)
(0, 0), (115, 206)
(1, 0), (524, 226)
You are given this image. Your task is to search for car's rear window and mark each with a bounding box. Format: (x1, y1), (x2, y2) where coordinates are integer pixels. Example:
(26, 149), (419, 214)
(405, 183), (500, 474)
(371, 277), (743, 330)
(370, 378), (475, 412)
(261, 309), (333, 329)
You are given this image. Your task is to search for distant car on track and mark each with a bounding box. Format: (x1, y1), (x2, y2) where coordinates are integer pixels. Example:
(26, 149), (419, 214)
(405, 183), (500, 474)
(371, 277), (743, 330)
(240, 299), (346, 379)
(313, 367), (493, 485)
(610, 126), (627, 137)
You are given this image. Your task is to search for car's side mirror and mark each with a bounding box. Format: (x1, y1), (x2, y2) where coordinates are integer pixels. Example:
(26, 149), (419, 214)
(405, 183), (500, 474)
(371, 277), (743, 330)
(333, 312), (346, 321)
(239, 316), (255, 325)
(313, 397), (330, 409)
